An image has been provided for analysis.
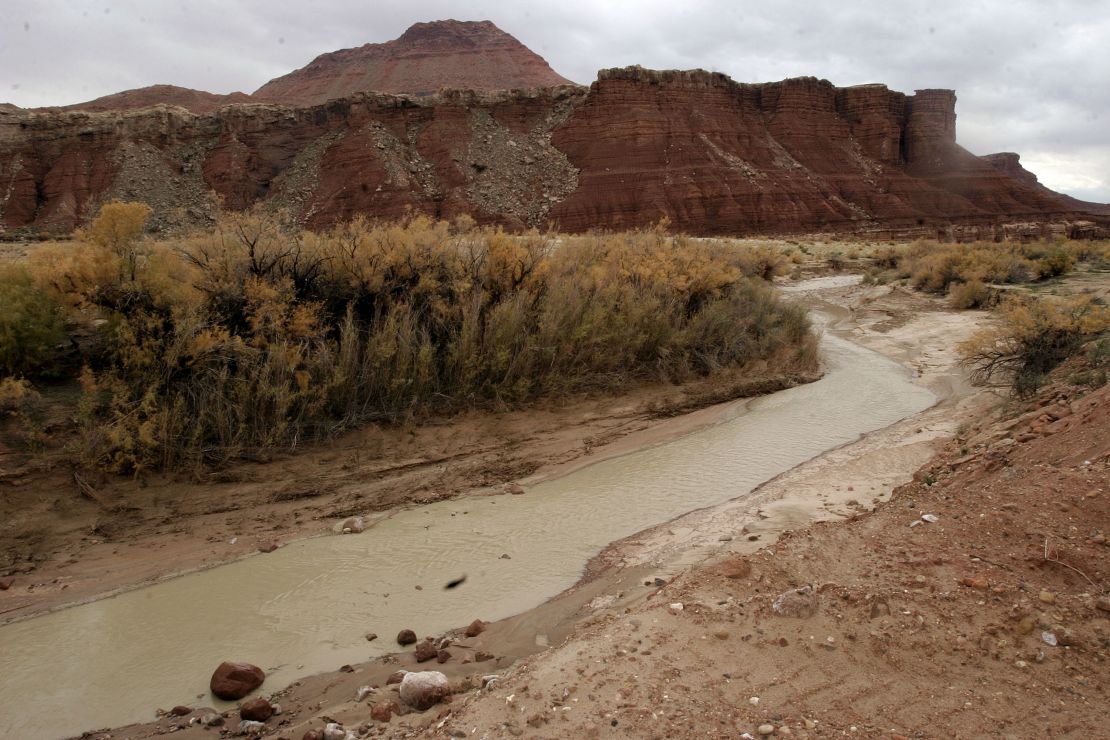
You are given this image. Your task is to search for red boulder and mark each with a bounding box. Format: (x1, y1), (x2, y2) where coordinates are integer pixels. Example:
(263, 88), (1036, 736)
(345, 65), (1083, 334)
(239, 697), (273, 722)
(414, 640), (438, 662)
(209, 661), (265, 700)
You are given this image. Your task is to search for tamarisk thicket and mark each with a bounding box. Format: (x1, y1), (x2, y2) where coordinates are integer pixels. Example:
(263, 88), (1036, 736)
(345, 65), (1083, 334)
(1, 204), (817, 472)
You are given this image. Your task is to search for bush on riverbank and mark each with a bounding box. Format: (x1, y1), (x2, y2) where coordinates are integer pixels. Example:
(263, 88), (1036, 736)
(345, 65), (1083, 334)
(960, 295), (1110, 397)
(7, 205), (817, 472)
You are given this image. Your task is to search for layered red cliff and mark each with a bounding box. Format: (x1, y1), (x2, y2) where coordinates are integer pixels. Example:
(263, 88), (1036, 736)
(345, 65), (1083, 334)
(2, 67), (1105, 239)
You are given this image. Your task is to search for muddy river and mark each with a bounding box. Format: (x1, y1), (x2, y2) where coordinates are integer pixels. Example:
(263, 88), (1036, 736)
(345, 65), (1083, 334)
(0, 297), (936, 738)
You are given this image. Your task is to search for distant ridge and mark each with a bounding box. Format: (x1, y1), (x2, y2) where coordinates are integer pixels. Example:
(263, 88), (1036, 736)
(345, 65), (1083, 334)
(51, 85), (252, 114)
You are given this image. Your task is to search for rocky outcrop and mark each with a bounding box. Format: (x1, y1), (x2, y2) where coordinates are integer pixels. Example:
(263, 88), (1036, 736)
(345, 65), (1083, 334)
(2, 67), (1105, 239)
(254, 20), (573, 105)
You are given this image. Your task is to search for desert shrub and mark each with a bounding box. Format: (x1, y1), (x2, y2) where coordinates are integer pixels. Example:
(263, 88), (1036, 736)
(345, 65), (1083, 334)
(1088, 336), (1110, 365)
(897, 239), (1100, 300)
(1069, 368), (1108, 389)
(0, 376), (48, 451)
(1070, 335), (1110, 388)
(947, 279), (993, 309)
(733, 244), (791, 281)
(871, 246), (901, 269)
(0, 264), (66, 377)
(960, 296), (1110, 396)
(26, 208), (817, 471)
(0, 376), (39, 415)
(1022, 243), (1077, 279)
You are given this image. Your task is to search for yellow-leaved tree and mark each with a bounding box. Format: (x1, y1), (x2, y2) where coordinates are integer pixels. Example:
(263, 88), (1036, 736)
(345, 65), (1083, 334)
(82, 200), (153, 281)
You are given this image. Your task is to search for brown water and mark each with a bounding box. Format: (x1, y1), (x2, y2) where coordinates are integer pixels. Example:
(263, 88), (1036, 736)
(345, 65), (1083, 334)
(0, 307), (936, 739)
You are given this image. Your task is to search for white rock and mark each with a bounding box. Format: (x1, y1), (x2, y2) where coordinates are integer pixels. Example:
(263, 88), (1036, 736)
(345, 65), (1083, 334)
(340, 516), (365, 534)
(921, 514), (939, 523)
(237, 720), (264, 735)
(772, 584), (818, 618)
(355, 685), (374, 701)
(399, 670), (450, 710)
(323, 722), (357, 740)
(668, 602), (684, 613)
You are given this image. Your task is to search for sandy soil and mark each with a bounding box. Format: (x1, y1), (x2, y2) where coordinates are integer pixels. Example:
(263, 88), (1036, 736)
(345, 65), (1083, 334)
(68, 279), (1098, 740)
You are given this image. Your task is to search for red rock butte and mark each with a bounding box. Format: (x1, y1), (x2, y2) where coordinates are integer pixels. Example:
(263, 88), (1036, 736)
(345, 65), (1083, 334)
(254, 19), (574, 104)
(1, 21), (1106, 239)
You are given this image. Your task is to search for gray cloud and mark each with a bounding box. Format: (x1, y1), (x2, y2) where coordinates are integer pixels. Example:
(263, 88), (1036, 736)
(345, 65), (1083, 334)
(1, 0), (1106, 201)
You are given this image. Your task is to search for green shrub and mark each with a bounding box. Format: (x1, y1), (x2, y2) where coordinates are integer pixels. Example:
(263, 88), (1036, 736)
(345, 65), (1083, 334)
(0, 265), (66, 377)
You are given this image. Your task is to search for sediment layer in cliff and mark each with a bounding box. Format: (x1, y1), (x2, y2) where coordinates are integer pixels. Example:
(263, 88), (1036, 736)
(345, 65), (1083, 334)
(1, 66), (1105, 239)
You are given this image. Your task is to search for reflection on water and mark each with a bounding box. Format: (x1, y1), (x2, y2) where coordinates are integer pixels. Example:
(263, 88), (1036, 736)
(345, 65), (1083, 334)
(0, 316), (934, 738)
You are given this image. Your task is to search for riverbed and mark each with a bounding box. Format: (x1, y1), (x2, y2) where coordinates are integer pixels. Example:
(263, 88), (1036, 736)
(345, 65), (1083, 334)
(0, 294), (937, 739)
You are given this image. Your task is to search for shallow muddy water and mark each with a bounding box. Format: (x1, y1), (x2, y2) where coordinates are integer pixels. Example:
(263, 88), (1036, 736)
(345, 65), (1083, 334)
(0, 305), (936, 738)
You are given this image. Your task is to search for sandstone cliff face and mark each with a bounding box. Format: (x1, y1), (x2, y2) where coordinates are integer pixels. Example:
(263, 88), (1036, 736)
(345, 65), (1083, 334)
(545, 68), (1098, 236)
(1, 67), (1104, 239)
(253, 20), (573, 106)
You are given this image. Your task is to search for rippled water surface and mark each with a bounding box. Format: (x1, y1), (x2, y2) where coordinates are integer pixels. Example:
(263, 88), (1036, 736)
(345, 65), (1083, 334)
(0, 311), (935, 738)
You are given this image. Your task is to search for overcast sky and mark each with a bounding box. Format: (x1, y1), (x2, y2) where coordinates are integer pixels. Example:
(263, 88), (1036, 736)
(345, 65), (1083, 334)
(2, 0), (1107, 202)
